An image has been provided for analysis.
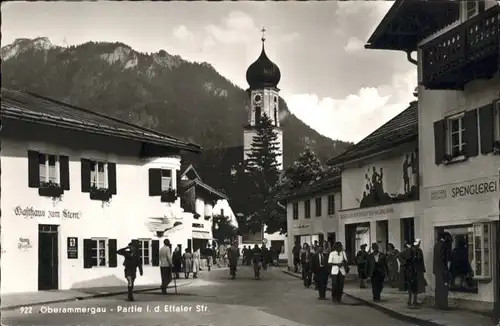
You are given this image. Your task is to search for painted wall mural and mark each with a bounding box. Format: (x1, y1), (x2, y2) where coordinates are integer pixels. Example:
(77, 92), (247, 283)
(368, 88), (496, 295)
(341, 151), (420, 210)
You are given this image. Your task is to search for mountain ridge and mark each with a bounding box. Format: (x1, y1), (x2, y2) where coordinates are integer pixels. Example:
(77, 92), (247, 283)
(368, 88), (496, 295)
(1, 37), (352, 166)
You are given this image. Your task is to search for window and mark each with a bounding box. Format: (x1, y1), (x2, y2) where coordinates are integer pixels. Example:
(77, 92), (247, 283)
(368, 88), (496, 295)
(255, 107), (262, 125)
(435, 225), (479, 293)
(304, 200), (311, 219)
(91, 238), (107, 267)
(494, 101), (500, 141)
(292, 202), (299, 220)
(472, 222), (492, 280)
(327, 195), (335, 215)
(315, 197), (322, 217)
(465, 0), (483, 19)
(90, 161), (108, 189)
(139, 239), (151, 265)
(161, 169), (172, 191)
(39, 153), (59, 184)
(447, 114), (466, 158)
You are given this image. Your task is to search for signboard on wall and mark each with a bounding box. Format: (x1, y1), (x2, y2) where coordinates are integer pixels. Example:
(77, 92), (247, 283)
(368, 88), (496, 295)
(67, 237), (78, 259)
(426, 176), (499, 206)
(341, 150), (419, 210)
(14, 206), (81, 219)
(339, 206), (395, 220)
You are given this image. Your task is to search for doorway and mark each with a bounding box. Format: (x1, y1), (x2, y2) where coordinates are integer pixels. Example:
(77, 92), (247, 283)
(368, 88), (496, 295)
(401, 218), (415, 247)
(327, 232), (336, 248)
(376, 220), (389, 252)
(38, 224), (59, 290)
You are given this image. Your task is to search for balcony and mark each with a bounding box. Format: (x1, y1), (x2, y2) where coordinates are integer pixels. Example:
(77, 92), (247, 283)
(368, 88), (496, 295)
(421, 5), (500, 90)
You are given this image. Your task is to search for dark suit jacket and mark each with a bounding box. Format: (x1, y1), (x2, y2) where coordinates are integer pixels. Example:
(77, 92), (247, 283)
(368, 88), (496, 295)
(367, 252), (388, 278)
(312, 253), (329, 275)
(433, 240), (451, 282)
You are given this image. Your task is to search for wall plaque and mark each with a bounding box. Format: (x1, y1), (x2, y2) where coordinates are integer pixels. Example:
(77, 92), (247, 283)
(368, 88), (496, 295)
(67, 237), (78, 259)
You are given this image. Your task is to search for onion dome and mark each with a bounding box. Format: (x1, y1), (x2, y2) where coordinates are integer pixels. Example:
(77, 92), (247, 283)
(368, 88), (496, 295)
(246, 31), (281, 89)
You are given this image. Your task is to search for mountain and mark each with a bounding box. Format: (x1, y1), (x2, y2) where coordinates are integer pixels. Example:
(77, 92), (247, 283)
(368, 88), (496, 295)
(1, 37), (352, 166)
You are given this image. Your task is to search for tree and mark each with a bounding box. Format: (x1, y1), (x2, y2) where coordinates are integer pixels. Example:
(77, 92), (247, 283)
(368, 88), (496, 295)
(212, 214), (238, 245)
(243, 113), (284, 233)
(280, 147), (325, 190)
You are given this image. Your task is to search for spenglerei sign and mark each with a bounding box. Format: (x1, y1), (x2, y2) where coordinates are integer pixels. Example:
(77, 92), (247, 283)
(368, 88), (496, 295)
(429, 176), (499, 202)
(14, 206), (81, 219)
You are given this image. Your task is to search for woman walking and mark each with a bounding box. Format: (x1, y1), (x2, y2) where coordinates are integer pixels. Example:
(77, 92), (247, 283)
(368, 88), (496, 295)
(172, 245), (182, 279)
(183, 248), (193, 279)
(406, 239), (427, 307)
(117, 241), (143, 301)
(192, 248), (201, 278)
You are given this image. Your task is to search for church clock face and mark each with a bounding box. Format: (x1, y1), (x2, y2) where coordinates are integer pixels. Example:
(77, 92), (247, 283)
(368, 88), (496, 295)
(254, 94), (262, 104)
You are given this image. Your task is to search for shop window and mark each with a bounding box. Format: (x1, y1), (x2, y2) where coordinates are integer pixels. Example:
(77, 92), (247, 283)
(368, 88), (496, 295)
(315, 197), (322, 217)
(472, 222), (492, 280)
(304, 200), (311, 219)
(447, 113), (466, 158)
(327, 194), (335, 215)
(435, 224), (479, 293)
(139, 239), (151, 265)
(271, 240), (285, 254)
(91, 238), (108, 267)
(90, 161), (108, 189)
(39, 153), (59, 184)
(161, 169), (172, 191)
(292, 202), (299, 220)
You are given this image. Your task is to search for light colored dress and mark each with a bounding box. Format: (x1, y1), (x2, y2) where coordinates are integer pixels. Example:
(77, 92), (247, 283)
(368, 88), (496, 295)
(192, 250), (201, 273)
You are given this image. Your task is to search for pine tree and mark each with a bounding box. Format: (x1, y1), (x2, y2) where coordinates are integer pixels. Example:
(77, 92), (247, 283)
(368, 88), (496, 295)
(280, 147), (325, 190)
(243, 113), (284, 232)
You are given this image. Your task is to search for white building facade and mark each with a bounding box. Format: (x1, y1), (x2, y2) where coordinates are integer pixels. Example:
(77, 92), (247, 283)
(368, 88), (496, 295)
(365, 0), (500, 312)
(1, 88), (200, 294)
(282, 177), (341, 268)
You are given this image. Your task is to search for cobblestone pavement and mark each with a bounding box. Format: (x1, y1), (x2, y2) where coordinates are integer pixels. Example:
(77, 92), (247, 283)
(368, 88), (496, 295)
(1, 266), (420, 326)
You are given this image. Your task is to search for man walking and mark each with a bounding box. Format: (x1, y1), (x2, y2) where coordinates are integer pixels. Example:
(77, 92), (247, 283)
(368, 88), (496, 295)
(328, 242), (348, 303)
(367, 243), (389, 302)
(159, 239), (173, 295)
(228, 241), (239, 279)
(312, 245), (329, 300)
(117, 241), (143, 301)
(292, 242), (301, 273)
(252, 244), (263, 279)
(356, 244), (368, 288)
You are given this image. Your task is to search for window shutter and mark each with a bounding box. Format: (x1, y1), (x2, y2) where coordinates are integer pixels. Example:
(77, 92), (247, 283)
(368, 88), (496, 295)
(479, 103), (494, 154)
(433, 119), (447, 165)
(28, 150), (40, 188)
(83, 239), (93, 269)
(107, 162), (117, 194)
(81, 159), (91, 192)
(108, 239), (117, 268)
(149, 168), (162, 196)
(59, 155), (70, 190)
(151, 240), (160, 266)
(464, 109), (479, 157)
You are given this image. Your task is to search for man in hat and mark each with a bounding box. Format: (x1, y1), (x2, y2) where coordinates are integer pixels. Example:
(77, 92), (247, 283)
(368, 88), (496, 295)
(367, 243), (388, 302)
(228, 241), (240, 279)
(355, 244), (369, 288)
(117, 241), (143, 301)
(312, 245), (329, 300)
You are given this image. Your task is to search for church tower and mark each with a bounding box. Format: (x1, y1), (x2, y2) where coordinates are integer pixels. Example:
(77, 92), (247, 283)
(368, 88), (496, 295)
(243, 28), (284, 170)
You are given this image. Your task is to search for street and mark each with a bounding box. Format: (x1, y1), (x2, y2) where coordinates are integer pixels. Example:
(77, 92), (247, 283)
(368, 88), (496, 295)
(2, 266), (420, 326)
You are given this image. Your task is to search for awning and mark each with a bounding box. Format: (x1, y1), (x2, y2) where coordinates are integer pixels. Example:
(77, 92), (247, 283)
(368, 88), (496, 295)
(192, 231), (212, 240)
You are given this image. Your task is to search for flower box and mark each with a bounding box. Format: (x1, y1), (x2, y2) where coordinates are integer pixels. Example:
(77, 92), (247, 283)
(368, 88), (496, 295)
(39, 182), (64, 198)
(160, 188), (177, 203)
(89, 187), (113, 202)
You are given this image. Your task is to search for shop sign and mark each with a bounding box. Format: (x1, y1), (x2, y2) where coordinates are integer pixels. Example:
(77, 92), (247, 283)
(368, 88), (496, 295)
(339, 206), (395, 220)
(14, 206), (82, 219)
(428, 177), (498, 202)
(293, 224), (311, 229)
(17, 237), (32, 250)
(67, 237), (78, 259)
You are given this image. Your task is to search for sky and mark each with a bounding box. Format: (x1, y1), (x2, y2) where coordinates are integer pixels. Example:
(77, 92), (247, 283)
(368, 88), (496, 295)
(2, 1), (417, 143)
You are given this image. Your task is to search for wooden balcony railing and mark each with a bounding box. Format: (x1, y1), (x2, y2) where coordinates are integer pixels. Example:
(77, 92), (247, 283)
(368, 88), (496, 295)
(422, 5), (500, 90)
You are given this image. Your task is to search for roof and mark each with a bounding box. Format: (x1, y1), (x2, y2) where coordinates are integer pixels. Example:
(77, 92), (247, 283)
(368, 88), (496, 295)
(279, 176), (341, 202)
(180, 179), (228, 201)
(327, 101), (418, 167)
(365, 0), (460, 52)
(180, 164), (202, 180)
(1, 88), (201, 153)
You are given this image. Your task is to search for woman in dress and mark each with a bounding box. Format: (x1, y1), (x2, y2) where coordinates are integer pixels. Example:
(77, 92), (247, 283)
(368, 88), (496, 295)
(172, 245), (182, 279)
(183, 248), (193, 279)
(192, 248), (201, 278)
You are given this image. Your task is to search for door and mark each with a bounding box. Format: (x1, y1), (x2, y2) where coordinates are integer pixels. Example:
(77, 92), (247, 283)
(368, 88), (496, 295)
(38, 224), (59, 290)
(401, 218), (415, 247)
(327, 232), (336, 247)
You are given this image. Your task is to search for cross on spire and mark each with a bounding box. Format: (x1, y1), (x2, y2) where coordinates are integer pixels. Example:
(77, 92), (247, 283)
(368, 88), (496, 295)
(261, 27), (266, 43)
